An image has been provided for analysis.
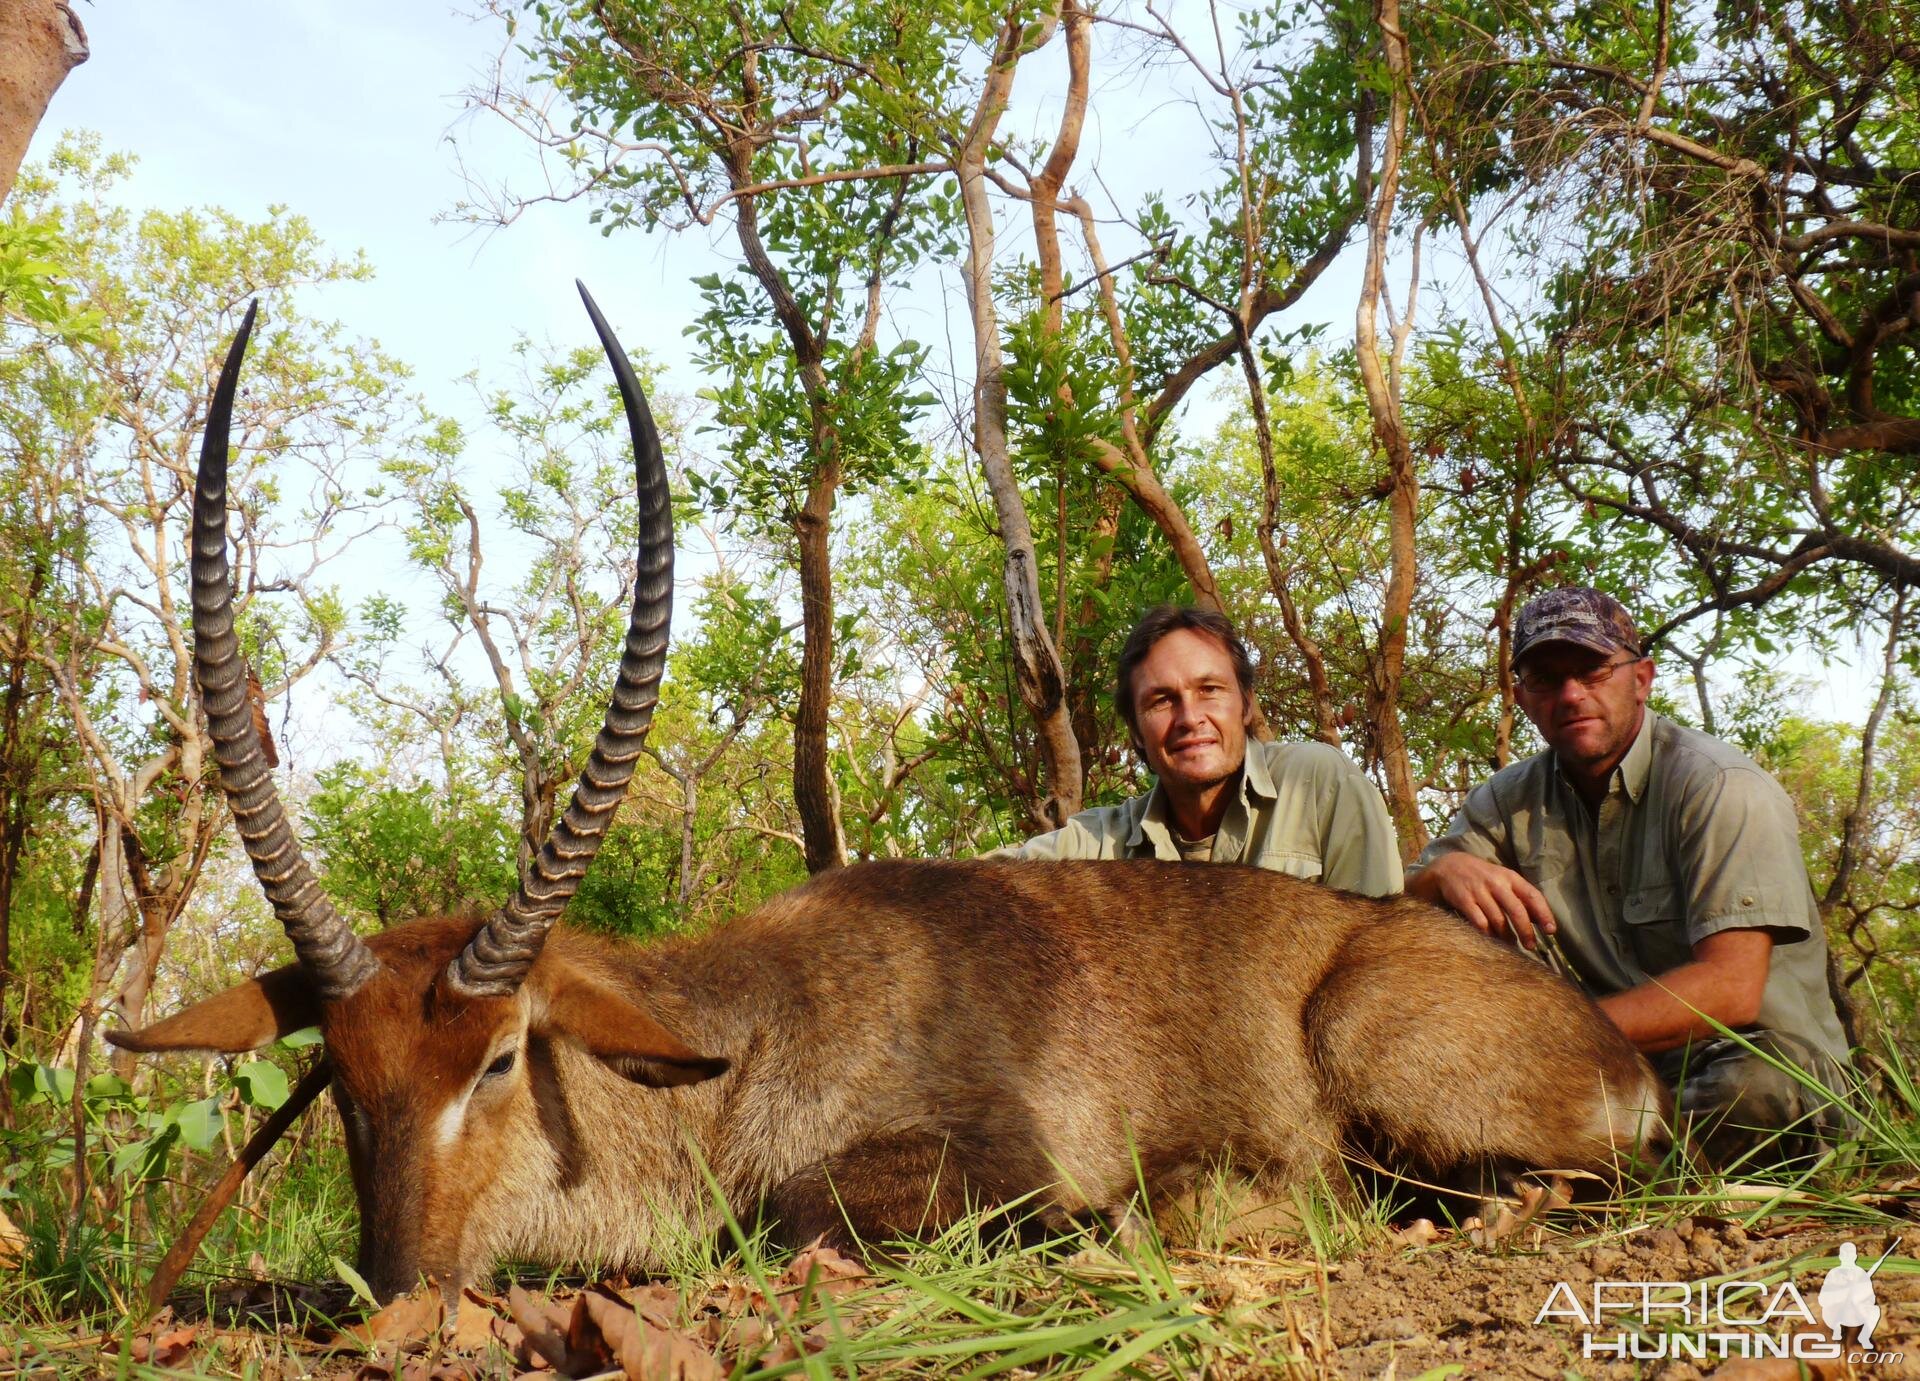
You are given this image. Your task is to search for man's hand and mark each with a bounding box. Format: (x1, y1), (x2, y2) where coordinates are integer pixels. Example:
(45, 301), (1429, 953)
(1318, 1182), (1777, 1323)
(1406, 852), (1558, 949)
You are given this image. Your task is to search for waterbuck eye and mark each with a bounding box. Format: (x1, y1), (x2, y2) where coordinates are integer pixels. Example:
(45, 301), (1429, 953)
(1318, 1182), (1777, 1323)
(483, 1049), (517, 1079)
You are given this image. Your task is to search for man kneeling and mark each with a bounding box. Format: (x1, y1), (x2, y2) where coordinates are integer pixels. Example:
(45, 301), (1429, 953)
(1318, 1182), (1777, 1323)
(1406, 587), (1853, 1167)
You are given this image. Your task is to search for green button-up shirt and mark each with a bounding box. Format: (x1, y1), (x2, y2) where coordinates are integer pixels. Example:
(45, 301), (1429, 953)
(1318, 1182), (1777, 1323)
(1410, 711), (1850, 1070)
(1000, 739), (1403, 897)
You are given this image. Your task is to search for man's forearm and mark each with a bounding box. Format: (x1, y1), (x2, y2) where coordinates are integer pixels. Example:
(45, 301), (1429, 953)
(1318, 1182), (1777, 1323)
(1597, 960), (1762, 1054)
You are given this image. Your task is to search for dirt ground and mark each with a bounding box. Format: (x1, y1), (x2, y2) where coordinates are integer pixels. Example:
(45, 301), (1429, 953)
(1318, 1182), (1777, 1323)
(7, 1217), (1918, 1377)
(1300, 1218), (1920, 1379)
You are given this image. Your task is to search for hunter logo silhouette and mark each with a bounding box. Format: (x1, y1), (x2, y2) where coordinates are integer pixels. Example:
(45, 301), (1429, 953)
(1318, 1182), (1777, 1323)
(1817, 1242), (1893, 1350)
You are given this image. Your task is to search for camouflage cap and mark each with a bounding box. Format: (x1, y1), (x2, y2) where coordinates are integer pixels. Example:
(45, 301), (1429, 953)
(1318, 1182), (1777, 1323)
(1512, 587), (1641, 665)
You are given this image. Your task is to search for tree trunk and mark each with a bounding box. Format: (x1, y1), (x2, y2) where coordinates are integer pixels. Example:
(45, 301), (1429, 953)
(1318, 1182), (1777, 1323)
(958, 7), (1083, 831)
(1352, 0), (1428, 861)
(109, 827), (177, 1060)
(0, 0), (87, 204)
(725, 148), (852, 873)
(1067, 483), (1125, 764)
(1824, 590), (1904, 1032)
(792, 464), (848, 870)
(1244, 342), (1340, 746)
(0, 556), (46, 1110)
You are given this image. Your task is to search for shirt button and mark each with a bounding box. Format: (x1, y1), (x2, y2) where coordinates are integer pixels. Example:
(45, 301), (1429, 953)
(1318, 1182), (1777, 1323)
(1607, 884), (1619, 895)
(1740, 896), (1754, 907)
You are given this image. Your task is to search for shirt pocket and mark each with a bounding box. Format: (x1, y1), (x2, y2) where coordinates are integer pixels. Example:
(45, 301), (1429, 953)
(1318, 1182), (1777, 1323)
(1621, 883), (1692, 975)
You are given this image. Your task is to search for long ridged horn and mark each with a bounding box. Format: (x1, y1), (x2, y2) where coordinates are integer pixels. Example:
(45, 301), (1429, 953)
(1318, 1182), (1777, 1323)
(193, 303), (380, 1002)
(447, 283), (673, 997)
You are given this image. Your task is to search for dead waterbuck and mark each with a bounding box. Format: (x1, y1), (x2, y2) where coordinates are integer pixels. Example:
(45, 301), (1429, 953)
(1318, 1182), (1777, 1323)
(111, 288), (1668, 1300)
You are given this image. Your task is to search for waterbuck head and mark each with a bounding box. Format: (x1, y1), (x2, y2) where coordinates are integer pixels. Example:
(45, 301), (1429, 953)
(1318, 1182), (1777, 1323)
(108, 285), (728, 1300)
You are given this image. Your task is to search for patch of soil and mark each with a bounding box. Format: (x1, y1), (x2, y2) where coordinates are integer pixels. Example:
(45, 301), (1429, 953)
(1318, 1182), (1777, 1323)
(1315, 1219), (1920, 1379)
(8, 1220), (1918, 1377)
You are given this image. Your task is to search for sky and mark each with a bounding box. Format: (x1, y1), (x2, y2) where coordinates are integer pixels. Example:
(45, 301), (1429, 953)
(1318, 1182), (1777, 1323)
(22, 0), (1877, 742)
(26, 2), (1334, 418)
(27, 3), (708, 403)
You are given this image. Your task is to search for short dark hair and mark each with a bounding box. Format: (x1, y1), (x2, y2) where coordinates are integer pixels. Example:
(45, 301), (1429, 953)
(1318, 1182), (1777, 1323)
(1114, 605), (1257, 737)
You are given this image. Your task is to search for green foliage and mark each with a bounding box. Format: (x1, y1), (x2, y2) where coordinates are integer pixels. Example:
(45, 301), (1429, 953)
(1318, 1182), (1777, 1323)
(1419, 0), (1920, 674)
(0, 1039), (333, 1318)
(358, 334), (666, 860)
(575, 573), (813, 930)
(517, 0), (970, 531)
(1761, 712), (1920, 1032)
(0, 134), (429, 1049)
(847, 449), (1190, 837)
(0, 206), (99, 339)
(306, 763), (518, 927)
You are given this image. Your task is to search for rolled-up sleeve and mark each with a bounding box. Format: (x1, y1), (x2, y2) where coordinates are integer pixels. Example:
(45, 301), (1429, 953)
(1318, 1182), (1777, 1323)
(1409, 780), (1515, 877)
(1672, 766), (1815, 946)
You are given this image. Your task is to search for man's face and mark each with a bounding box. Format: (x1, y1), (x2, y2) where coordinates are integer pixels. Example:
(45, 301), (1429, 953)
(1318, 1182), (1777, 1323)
(1129, 628), (1253, 796)
(1513, 641), (1653, 774)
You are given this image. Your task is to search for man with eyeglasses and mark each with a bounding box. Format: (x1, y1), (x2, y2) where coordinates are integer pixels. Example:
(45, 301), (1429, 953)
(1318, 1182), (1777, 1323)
(1406, 587), (1852, 1165)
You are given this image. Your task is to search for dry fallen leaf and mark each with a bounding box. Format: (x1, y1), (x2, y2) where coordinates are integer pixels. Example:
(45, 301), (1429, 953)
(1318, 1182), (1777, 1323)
(339, 1288), (446, 1348)
(447, 1288), (519, 1355)
(1467, 1181), (1557, 1248)
(0, 1205), (25, 1269)
(758, 1322), (832, 1369)
(1392, 1217), (1439, 1248)
(703, 1311), (772, 1360)
(581, 1291), (724, 1381)
(769, 1243), (869, 1315)
(619, 1281), (681, 1331)
(129, 1325), (197, 1367)
(506, 1285), (604, 1376)
(398, 1362), (486, 1381)
(565, 1290), (611, 1370)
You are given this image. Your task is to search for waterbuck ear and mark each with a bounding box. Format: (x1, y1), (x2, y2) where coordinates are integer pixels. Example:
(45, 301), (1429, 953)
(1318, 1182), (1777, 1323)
(537, 973), (728, 1089)
(104, 965), (321, 1054)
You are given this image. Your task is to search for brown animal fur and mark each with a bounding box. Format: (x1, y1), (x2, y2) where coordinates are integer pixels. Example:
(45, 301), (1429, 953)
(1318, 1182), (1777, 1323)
(112, 858), (1667, 1298)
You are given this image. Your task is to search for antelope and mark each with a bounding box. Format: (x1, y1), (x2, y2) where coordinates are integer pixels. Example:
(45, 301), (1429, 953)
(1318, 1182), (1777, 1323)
(111, 287), (1669, 1302)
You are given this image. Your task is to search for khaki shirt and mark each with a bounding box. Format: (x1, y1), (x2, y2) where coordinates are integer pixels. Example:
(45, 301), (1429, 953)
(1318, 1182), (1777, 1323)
(1001, 739), (1403, 897)
(1411, 712), (1849, 1070)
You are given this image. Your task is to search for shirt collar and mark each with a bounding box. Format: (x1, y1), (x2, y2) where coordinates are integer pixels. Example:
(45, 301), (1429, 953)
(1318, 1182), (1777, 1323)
(1241, 741), (1278, 801)
(1619, 708), (1655, 803)
(1126, 783), (1172, 856)
(1554, 707), (1655, 804)
(1127, 752), (1261, 853)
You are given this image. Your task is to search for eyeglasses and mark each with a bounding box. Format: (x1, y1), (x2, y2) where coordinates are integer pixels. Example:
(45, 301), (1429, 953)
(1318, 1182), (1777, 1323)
(1515, 656), (1644, 696)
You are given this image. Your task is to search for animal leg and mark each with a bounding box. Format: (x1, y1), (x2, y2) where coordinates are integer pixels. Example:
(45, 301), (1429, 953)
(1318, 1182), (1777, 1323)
(766, 1129), (1008, 1254)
